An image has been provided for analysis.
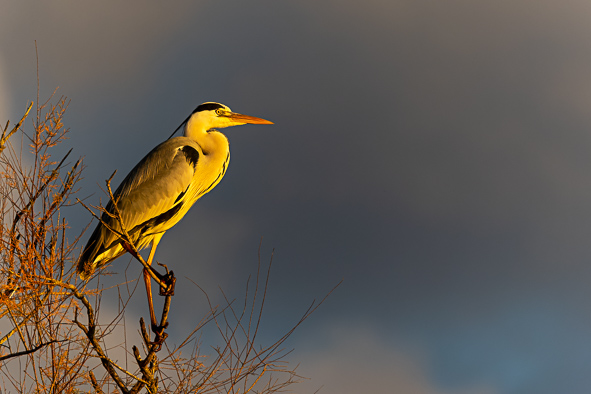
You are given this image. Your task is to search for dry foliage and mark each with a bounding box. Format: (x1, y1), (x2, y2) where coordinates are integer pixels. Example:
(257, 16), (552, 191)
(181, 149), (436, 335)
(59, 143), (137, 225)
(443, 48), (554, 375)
(0, 93), (334, 393)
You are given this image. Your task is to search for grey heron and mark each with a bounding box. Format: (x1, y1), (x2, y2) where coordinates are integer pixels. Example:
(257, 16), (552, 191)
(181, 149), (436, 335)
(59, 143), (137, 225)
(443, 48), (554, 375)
(77, 102), (273, 327)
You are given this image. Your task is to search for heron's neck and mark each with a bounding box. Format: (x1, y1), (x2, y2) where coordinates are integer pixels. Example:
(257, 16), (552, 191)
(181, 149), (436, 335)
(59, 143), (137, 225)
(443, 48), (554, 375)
(184, 123), (228, 156)
(184, 121), (206, 141)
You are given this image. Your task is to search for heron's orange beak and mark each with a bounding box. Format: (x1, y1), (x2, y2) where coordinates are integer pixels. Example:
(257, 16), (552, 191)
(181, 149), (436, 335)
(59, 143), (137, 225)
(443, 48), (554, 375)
(227, 112), (274, 125)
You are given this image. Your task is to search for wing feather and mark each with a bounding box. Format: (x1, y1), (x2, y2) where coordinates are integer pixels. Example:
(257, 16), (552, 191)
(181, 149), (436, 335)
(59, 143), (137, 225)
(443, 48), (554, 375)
(110, 137), (200, 235)
(77, 137), (200, 276)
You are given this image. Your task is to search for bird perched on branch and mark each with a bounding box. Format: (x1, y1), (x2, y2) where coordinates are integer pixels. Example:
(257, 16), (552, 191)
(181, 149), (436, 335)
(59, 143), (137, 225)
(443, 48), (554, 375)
(77, 102), (273, 327)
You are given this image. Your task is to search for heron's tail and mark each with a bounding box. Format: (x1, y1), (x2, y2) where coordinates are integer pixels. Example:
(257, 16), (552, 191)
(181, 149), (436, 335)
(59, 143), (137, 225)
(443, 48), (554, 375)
(77, 223), (107, 280)
(77, 235), (100, 280)
(78, 266), (92, 280)
(77, 223), (127, 280)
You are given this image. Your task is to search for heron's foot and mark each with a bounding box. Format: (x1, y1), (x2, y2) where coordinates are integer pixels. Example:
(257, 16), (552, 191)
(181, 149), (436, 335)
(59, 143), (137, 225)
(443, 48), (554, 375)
(156, 260), (171, 275)
(139, 317), (168, 352)
(151, 320), (169, 333)
(150, 324), (169, 351)
(159, 271), (176, 296)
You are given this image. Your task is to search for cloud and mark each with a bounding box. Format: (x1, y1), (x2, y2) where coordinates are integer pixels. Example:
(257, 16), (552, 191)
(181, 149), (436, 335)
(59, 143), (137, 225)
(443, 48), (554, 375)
(0, 2), (203, 95)
(294, 324), (496, 394)
(247, 0), (591, 228)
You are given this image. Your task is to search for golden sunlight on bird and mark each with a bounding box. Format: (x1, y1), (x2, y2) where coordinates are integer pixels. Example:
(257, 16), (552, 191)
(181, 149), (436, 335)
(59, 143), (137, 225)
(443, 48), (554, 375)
(77, 102), (273, 327)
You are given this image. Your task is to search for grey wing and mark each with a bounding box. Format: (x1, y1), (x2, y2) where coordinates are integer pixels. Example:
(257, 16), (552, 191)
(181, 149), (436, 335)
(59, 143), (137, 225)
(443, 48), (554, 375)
(78, 137), (200, 273)
(111, 138), (200, 233)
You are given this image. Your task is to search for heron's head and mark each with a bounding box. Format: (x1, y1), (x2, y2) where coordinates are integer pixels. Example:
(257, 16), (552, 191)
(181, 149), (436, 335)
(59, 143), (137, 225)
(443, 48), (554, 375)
(184, 102), (273, 136)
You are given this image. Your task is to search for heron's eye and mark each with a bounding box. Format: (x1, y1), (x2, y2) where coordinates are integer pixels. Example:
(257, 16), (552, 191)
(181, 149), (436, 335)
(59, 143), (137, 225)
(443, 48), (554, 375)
(215, 109), (224, 116)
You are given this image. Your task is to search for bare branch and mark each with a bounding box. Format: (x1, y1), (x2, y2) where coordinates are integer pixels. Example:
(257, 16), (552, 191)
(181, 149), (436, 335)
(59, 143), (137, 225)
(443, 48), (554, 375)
(0, 340), (63, 362)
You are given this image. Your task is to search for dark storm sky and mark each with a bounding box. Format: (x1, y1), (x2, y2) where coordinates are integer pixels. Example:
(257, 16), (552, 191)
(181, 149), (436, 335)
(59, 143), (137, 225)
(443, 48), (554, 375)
(3, 1), (591, 393)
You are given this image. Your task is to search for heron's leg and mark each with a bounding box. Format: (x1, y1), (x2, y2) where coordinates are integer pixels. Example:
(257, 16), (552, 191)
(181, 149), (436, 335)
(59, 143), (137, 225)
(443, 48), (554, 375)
(143, 234), (163, 331)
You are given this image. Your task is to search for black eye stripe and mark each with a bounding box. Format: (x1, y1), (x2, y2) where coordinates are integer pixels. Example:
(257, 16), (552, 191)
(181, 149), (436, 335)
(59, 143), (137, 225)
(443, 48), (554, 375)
(192, 103), (225, 114)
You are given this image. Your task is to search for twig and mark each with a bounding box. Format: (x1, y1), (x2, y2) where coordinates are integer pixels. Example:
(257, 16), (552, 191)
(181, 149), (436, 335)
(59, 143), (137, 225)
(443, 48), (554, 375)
(0, 340), (63, 362)
(0, 102), (33, 155)
(88, 371), (105, 394)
